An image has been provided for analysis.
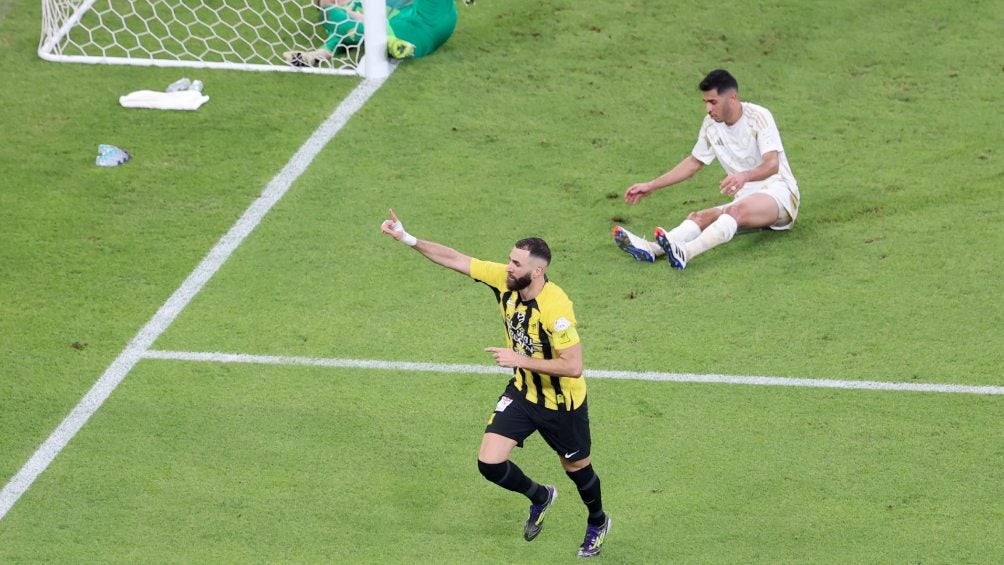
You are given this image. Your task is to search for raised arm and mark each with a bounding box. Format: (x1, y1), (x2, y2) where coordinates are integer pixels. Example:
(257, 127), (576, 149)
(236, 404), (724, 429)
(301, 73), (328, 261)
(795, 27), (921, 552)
(380, 208), (471, 276)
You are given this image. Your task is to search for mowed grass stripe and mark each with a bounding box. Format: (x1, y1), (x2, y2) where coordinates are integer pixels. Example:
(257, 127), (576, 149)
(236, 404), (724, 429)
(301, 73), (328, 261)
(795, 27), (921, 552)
(142, 349), (1004, 396)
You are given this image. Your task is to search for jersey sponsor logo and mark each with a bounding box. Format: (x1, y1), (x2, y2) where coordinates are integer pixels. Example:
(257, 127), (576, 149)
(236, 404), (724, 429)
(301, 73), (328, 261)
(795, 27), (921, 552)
(554, 317), (571, 332)
(507, 309), (537, 356)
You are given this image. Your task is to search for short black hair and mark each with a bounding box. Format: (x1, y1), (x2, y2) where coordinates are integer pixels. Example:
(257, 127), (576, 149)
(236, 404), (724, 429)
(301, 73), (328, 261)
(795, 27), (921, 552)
(699, 69), (739, 94)
(515, 237), (551, 265)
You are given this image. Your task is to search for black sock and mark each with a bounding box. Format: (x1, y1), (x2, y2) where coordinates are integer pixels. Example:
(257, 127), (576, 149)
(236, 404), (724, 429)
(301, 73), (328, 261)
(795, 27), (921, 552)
(479, 460), (547, 504)
(566, 464), (605, 526)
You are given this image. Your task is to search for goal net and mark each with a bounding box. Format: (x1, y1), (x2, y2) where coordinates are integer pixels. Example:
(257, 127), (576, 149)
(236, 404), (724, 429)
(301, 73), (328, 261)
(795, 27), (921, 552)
(39, 0), (390, 78)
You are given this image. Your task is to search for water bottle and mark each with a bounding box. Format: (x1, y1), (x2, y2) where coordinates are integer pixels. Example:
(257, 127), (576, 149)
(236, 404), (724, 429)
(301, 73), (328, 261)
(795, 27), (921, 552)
(96, 145), (131, 167)
(188, 80), (204, 93)
(165, 77), (191, 92)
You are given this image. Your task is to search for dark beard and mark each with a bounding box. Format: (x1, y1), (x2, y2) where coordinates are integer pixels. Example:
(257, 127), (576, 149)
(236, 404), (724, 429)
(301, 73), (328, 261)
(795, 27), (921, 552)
(506, 272), (532, 291)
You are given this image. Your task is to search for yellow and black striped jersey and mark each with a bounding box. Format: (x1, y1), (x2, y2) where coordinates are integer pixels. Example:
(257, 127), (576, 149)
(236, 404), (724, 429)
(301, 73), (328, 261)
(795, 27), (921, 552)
(470, 258), (586, 411)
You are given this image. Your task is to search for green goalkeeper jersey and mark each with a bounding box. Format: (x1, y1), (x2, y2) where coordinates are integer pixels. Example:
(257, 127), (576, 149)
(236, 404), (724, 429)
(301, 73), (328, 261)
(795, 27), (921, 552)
(321, 0), (457, 58)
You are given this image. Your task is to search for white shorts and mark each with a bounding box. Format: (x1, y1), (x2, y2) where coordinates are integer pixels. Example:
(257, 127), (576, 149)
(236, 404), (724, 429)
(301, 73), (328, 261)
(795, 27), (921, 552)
(721, 177), (800, 230)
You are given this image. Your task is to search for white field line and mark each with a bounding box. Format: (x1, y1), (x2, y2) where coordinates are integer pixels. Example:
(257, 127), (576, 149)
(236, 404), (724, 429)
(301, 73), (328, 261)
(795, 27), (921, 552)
(0, 72), (395, 522)
(142, 350), (1004, 396)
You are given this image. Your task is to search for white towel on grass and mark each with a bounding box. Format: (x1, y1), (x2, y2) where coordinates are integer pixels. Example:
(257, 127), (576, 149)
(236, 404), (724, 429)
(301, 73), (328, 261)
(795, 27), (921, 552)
(119, 90), (210, 110)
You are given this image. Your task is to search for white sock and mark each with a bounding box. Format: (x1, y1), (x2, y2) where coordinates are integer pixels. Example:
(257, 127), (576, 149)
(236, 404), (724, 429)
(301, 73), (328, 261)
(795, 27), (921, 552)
(683, 214), (738, 260)
(666, 219), (702, 243)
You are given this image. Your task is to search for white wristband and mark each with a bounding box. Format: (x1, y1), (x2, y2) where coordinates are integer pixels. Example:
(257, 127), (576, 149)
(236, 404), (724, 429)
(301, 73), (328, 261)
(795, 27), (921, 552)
(391, 221), (417, 247)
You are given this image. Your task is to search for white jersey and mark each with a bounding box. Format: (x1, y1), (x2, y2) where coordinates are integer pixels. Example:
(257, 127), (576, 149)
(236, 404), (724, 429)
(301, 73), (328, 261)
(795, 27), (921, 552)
(691, 101), (798, 189)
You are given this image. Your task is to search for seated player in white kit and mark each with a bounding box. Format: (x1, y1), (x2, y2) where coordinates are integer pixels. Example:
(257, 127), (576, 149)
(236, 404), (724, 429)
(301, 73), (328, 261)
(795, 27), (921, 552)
(613, 69), (800, 270)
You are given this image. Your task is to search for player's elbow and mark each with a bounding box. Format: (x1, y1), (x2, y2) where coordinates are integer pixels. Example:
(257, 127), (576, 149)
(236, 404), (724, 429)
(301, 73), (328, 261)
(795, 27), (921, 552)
(557, 345), (584, 378)
(685, 156), (704, 176)
(762, 153), (780, 176)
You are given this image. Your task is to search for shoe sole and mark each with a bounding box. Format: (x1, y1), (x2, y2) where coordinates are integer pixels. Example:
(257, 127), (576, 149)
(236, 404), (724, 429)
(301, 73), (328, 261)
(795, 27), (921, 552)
(285, 53), (309, 68)
(612, 227), (655, 263)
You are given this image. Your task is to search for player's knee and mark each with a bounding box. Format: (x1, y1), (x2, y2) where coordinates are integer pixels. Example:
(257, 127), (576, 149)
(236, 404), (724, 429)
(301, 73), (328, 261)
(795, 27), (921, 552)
(477, 459), (508, 484)
(728, 194), (780, 228)
(688, 208), (722, 228)
(719, 205), (740, 222)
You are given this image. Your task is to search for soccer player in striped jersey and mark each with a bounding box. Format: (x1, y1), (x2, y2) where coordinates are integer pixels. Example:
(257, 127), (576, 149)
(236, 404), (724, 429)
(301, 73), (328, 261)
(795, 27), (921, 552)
(381, 209), (611, 558)
(613, 69), (801, 270)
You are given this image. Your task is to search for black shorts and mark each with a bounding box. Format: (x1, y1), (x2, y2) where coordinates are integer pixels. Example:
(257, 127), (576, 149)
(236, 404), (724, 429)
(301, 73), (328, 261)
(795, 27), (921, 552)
(485, 383), (592, 462)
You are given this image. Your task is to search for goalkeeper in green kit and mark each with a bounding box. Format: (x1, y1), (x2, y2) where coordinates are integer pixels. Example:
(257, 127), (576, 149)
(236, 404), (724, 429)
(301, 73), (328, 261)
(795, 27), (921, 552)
(284, 0), (459, 66)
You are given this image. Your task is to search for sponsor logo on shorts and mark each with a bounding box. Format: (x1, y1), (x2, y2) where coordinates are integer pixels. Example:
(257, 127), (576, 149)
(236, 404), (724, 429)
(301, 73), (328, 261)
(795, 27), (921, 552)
(495, 395), (514, 412)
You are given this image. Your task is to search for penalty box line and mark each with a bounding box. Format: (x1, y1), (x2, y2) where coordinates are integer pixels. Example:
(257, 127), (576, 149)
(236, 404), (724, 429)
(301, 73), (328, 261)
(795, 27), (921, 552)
(0, 72), (396, 522)
(142, 349), (1004, 396)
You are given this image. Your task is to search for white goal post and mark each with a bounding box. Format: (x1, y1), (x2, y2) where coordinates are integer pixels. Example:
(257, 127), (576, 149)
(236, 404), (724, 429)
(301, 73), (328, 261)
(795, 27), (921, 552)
(39, 0), (390, 79)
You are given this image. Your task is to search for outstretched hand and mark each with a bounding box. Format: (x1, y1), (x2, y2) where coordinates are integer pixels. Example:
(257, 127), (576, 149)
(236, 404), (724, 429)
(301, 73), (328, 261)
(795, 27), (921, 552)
(624, 182), (653, 205)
